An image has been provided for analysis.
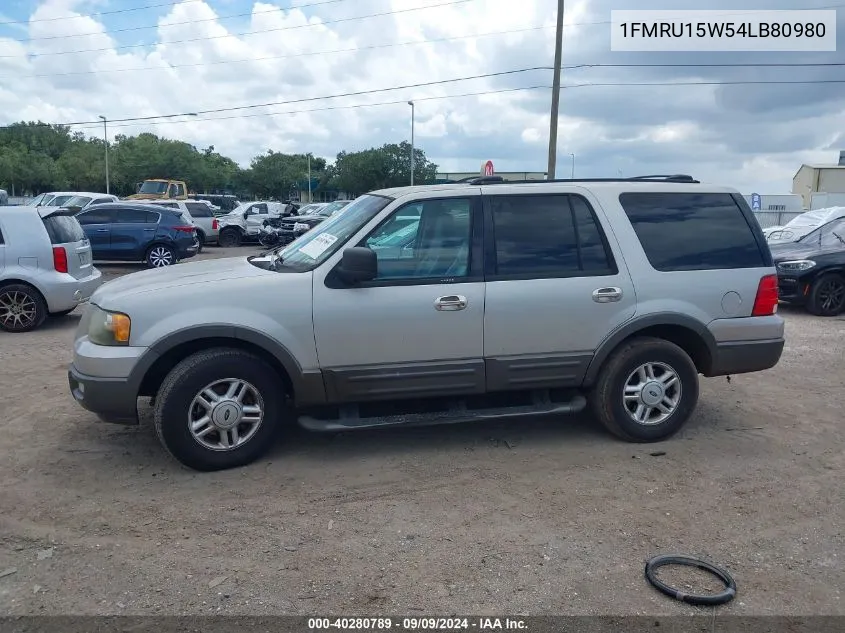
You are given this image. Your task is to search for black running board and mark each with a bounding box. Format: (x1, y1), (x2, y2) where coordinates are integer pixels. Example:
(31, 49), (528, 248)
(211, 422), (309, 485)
(297, 395), (588, 432)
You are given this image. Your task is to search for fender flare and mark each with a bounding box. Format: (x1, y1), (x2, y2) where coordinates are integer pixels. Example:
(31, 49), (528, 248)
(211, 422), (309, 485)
(581, 313), (717, 387)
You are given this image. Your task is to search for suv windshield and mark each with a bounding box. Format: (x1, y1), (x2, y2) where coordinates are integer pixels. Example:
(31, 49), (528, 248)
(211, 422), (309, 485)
(316, 200), (349, 217)
(268, 195), (392, 271)
(65, 196), (92, 208)
(47, 195), (75, 207)
(139, 181), (169, 194)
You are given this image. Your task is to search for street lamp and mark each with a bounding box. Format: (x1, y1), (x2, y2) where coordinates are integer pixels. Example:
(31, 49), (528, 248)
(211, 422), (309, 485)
(569, 153), (575, 179)
(408, 100), (415, 186)
(98, 115), (109, 194)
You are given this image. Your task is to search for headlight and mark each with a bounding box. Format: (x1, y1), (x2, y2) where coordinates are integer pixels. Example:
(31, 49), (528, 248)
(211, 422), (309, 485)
(777, 260), (816, 272)
(88, 305), (131, 346)
(293, 222), (310, 232)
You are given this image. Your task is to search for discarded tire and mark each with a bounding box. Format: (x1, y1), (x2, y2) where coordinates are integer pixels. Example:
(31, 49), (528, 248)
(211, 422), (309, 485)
(644, 554), (737, 606)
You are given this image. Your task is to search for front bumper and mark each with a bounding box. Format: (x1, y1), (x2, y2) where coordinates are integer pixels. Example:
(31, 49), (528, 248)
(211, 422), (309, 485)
(707, 338), (785, 377)
(776, 275), (809, 305)
(68, 364), (139, 425)
(46, 268), (104, 313)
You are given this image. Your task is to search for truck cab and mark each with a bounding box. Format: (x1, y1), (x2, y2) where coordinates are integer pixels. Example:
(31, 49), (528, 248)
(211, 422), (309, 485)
(127, 179), (188, 201)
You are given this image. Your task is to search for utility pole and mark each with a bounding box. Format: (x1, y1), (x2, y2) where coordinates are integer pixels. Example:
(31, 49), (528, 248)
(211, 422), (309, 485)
(307, 154), (312, 203)
(98, 115), (109, 194)
(570, 152), (575, 179)
(408, 100), (415, 185)
(547, 0), (564, 179)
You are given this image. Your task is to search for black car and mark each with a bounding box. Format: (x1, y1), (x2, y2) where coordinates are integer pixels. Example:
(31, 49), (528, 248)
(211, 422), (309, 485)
(771, 217), (845, 316)
(275, 200), (352, 245)
(74, 203), (199, 268)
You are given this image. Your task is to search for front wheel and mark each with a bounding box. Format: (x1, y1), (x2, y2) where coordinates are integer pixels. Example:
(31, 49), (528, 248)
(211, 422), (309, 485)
(807, 273), (845, 316)
(590, 337), (699, 443)
(218, 228), (242, 248)
(146, 244), (176, 268)
(153, 348), (286, 471)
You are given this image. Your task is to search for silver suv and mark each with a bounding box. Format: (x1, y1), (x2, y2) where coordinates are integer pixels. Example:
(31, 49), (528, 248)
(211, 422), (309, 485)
(67, 176), (784, 471)
(1, 206), (103, 332)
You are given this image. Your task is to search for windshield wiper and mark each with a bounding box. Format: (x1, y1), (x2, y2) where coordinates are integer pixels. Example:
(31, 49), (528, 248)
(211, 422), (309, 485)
(832, 231), (845, 245)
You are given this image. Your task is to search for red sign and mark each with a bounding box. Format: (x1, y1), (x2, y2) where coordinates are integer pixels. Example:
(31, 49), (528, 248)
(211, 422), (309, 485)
(482, 160), (495, 177)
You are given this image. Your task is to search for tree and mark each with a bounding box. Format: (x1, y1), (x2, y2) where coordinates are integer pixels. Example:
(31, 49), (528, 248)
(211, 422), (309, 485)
(329, 142), (437, 194)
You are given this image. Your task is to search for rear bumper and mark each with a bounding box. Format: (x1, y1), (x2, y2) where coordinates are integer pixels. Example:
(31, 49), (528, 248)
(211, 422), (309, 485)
(46, 268), (104, 313)
(706, 338), (785, 377)
(68, 364), (139, 425)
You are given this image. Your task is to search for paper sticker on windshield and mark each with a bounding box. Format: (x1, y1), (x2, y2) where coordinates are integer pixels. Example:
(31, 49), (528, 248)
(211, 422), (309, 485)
(298, 233), (338, 259)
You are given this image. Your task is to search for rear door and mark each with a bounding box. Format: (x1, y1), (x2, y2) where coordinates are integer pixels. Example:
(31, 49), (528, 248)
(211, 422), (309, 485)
(40, 210), (93, 279)
(185, 202), (214, 236)
(481, 187), (637, 390)
(110, 207), (157, 260)
(75, 208), (114, 258)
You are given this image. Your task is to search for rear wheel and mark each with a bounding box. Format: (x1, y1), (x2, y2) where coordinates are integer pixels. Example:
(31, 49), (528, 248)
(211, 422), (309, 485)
(194, 230), (205, 254)
(146, 244), (176, 268)
(153, 348), (286, 471)
(590, 337), (699, 443)
(807, 273), (845, 316)
(218, 228), (242, 247)
(0, 283), (47, 333)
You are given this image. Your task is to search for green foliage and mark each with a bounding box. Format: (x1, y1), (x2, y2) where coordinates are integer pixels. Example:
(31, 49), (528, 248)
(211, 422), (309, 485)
(0, 122), (438, 198)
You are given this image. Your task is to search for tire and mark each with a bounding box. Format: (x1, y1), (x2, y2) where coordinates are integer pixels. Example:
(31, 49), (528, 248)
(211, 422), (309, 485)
(0, 283), (47, 333)
(807, 273), (845, 317)
(195, 231), (205, 254)
(590, 336), (699, 443)
(153, 348), (286, 471)
(50, 308), (76, 317)
(218, 228), (242, 248)
(146, 244), (176, 268)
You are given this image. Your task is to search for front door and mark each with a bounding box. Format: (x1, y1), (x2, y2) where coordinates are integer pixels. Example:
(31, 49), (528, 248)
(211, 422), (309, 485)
(481, 189), (637, 391)
(312, 194), (485, 403)
(244, 204), (269, 235)
(109, 207), (157, 260)
(76, 208), (114, 259)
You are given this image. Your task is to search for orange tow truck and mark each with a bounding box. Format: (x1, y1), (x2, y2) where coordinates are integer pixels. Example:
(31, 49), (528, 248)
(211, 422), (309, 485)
(126, 179), (189, 201)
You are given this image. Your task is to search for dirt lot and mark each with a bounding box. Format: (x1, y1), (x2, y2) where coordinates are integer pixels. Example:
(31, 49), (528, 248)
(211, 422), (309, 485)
(0, 245), (843, 616)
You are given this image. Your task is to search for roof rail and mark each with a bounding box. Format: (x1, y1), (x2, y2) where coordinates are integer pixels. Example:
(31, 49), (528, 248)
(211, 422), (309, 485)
(463, 174), (700, 185)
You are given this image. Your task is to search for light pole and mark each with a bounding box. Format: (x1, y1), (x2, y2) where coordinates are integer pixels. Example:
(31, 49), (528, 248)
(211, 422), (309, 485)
(547, 0), (565, 179)
(307, 153), (312, 203)
(408, 100), (415, 185)
(98, 115), (109, 194)
(569, 153), (575, 179)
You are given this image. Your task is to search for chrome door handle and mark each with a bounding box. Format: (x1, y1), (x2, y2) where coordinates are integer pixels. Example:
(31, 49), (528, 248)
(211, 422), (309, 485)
(143, 228), (155, 232)
(96, 228), (108, 232)
(592, 287), (622, 303)
(434, 295), (468, 311)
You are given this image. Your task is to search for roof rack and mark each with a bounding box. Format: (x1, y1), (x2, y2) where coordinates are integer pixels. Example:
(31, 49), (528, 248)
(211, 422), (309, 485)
(461, 174), (699, 185)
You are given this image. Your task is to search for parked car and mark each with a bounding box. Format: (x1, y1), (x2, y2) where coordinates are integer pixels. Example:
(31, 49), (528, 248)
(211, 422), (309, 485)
(188, 193), (241, 212)
(275, 199), (352, 245)
(141, 199), (220, 248)
(63, 194), (120, 212)
(40, 191), (107, 208)
(294, 203), (328, 216)
(771, 216), (845, 316)
(766, 207), (845, 244)
(0, 189), (8, 205)
(0, 206), (102, 333)
(67, 175), (785, 471)
(217, 201), (288, 247)
(74, 202), (198, 268)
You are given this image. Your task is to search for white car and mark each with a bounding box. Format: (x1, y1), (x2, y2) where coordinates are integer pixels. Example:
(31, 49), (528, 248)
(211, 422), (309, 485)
(64, 194), (120, 210)
(37, 192), (111, 208)
(217, 201), (288, 247)
(138, 200), (220, 248)
(767, 207), (845, 244)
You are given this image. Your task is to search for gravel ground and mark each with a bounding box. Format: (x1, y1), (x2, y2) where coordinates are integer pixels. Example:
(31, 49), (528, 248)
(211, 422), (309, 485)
(0, 245), (843, 616)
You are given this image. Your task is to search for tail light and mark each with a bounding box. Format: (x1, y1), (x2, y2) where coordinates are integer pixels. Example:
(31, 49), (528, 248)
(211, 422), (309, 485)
(212, 219), (219, 230)
(173, 226), (195, 233)
(752, 274), (779, 316)
(52, 246), (68, 273)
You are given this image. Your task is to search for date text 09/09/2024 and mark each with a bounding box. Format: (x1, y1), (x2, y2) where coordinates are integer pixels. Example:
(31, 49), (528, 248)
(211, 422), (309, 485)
(307, 617), (528, 630)
(619, 21), (826, 39)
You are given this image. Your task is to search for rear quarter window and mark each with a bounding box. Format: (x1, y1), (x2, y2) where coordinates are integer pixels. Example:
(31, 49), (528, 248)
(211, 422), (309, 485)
(619, 192), (766, 271)
(42, 215), (86, 244)
(186, 203), (212, 217)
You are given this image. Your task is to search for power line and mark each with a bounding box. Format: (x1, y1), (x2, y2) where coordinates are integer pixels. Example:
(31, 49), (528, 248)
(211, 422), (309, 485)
(10, 0), (352, 42)
(5, 0), (474, 57)
(0, 0), (203, 25)
(0, 25), (553, 78)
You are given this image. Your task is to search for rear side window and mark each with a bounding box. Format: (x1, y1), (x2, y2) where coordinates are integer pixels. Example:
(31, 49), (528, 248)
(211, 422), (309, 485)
(619, 193), (766, 271)
(186, 203), (212, 217)
(77, 209), (113, 224)
(144, 211), (160, 224)
(489, 194), (616, 277)
(42, 215), (86, 244)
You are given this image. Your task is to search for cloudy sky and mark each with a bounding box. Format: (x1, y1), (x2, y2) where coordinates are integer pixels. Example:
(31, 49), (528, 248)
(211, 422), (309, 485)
(1, 0), (844, 193)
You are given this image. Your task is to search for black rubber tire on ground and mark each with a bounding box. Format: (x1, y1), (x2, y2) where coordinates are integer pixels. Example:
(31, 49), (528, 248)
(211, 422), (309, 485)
(590, 336), (699, 443)
(195, 230), (205, 254)
(807, 273), (845, 317)
(146, 243), (176, 268)
(218, 228), (242, 247)
(153, 348), (286, 471)
(0, 283), (48, 333)
(50, 308), (76, 317)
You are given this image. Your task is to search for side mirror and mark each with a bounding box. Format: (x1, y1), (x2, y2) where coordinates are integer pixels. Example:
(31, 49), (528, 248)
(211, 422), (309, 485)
(338, 247), (377, 284)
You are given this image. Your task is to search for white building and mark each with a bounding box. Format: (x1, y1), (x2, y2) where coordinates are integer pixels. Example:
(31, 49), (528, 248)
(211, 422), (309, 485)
(793, 160), (845, 209)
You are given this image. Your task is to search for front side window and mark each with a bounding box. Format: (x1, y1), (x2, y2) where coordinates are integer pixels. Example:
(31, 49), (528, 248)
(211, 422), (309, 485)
(620, 192), (766, 271)
(186, 203), (212, 218)
(359, 198), (472, 280)
(798, 218), (845, 248)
